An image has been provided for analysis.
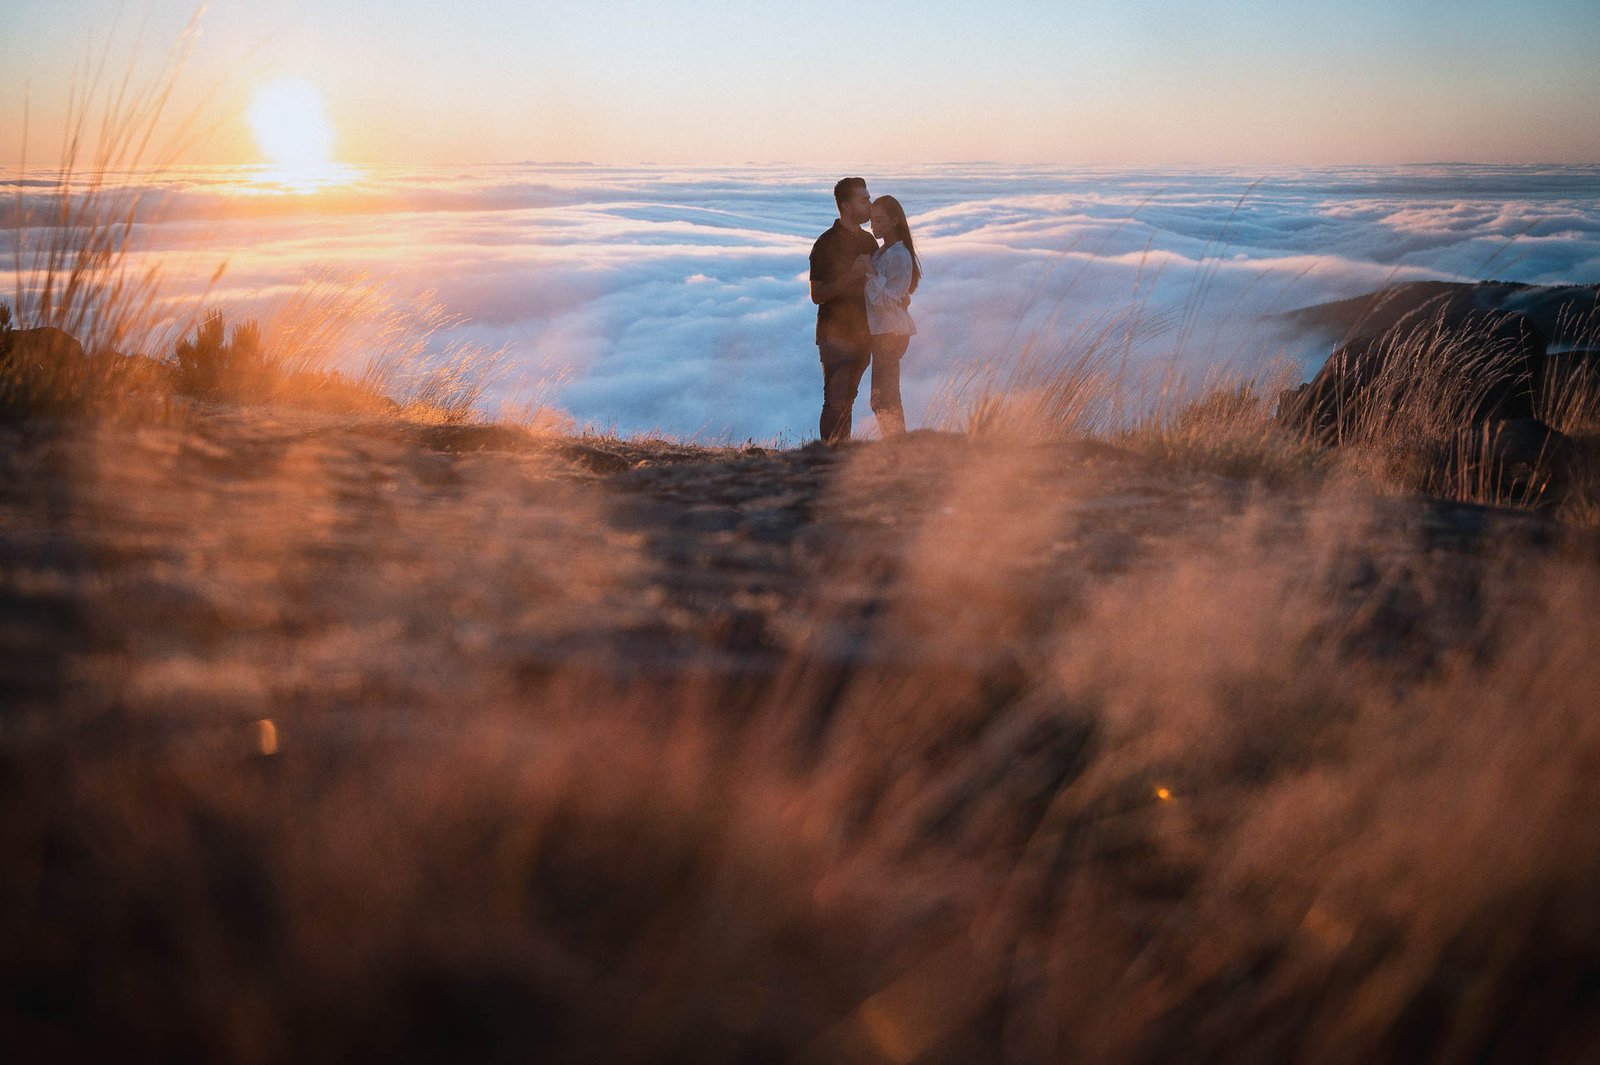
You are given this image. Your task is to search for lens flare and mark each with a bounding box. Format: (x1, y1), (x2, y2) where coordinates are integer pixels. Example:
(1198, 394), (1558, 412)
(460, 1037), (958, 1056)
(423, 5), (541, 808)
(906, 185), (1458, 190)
(257, 718), (279, 756)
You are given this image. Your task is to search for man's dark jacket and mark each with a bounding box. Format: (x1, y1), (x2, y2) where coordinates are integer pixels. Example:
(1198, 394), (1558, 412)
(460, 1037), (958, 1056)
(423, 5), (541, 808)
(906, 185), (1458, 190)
(809, 219), (879, 350)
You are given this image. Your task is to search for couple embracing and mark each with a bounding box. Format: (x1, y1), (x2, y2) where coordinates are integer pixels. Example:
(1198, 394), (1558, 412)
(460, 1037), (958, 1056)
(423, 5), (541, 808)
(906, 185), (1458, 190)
(808, 177), (922, 443)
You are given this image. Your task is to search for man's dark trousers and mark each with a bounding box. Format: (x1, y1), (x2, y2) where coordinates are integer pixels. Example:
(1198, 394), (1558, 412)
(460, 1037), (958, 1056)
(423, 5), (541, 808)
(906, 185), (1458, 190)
(819, 341), (870, 443)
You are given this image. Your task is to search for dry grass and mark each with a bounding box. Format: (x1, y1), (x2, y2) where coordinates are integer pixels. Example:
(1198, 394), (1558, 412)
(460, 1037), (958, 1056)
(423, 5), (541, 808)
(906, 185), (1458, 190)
(1120, 363), (1326, 486)
(227, 273), (523, 422)
(931, 307), (1159, 441)
(3, 410), (1598, 1062)
(1538, 302), (1600, 436)
(2, 16), (213, 418)
(930, 299), (1600, 517)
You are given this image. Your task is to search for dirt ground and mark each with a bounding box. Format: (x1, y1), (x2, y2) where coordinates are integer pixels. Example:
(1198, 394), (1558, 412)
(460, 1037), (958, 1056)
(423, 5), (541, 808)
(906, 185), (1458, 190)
(3, 404), (1562, 719)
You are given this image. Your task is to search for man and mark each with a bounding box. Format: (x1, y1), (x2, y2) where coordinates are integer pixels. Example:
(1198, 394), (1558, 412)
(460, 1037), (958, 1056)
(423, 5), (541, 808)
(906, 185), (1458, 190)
(809, 177), (879, 443)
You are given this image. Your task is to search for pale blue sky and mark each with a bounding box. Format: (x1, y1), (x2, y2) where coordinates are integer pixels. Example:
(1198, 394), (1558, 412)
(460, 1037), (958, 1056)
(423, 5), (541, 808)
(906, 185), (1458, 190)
(4, 0), (1598, 164)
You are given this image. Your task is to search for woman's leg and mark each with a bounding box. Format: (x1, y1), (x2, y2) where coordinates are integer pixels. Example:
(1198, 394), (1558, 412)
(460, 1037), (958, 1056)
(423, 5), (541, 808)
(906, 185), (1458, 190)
(870, 334), (909, 437)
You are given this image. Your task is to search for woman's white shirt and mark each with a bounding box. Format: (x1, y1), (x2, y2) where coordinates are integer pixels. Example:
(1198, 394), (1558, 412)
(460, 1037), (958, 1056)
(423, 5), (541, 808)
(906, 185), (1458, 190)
(865, 242), (916, 337)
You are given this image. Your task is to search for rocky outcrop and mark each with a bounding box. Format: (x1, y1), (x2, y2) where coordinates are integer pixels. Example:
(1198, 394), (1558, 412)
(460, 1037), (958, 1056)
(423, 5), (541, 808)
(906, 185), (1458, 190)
(1276, 309), (1545, 441)
(1277, 283), (1600, 440)
(1275, 281), (1600, 503)
(1281, 280), (1600, 349)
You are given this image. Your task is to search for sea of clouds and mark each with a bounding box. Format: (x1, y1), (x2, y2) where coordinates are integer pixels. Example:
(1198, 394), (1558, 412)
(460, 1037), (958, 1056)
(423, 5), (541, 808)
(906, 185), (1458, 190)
(5, 163), (1598, 440)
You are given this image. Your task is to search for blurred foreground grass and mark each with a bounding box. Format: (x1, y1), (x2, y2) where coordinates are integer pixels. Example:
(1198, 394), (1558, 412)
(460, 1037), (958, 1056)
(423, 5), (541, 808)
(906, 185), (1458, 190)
(3, 404), (1598, 1063)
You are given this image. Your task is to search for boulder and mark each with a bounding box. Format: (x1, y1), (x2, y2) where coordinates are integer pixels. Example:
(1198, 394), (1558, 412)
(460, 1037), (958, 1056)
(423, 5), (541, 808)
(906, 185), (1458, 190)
(1, 326), (90, 405)
(6, 325), (87, 366)
(1281, 280), (1600, 346)
(1439, 417), (1574, 505)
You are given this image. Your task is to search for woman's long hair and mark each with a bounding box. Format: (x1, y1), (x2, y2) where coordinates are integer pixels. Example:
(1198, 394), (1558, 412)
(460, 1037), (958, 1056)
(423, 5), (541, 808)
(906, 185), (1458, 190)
(873, 195), (922, 295)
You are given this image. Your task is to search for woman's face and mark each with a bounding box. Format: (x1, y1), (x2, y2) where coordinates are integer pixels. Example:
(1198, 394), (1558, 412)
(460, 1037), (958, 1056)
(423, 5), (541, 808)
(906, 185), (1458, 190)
(869, 204), (896, 242)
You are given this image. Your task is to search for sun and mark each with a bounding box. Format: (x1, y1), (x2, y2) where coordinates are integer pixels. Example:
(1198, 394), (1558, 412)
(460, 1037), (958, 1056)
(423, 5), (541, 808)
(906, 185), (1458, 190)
(247, 80), (344, 188)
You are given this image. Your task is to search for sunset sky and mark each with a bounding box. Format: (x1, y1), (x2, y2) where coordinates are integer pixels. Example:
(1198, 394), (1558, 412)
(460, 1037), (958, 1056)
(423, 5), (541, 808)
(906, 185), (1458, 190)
(5, 0), (1599, 166)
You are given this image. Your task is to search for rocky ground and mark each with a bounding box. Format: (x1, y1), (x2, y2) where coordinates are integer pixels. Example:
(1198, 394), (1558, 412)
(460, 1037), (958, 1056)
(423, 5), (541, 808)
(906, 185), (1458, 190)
(3, 404), (1598, 1062)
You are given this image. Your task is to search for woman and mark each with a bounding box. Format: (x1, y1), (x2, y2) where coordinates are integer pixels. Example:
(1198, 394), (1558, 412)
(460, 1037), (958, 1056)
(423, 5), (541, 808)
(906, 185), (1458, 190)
(863, 194), (921, 437)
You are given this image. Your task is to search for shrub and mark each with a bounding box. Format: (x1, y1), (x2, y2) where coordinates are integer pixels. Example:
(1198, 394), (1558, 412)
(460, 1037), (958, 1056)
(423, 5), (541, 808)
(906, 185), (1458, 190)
(172, 310), (269, 400)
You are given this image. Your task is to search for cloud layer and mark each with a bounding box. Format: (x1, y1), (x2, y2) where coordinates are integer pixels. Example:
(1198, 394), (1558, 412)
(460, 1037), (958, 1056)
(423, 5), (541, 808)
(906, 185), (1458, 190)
(5, 163), (1598, 440)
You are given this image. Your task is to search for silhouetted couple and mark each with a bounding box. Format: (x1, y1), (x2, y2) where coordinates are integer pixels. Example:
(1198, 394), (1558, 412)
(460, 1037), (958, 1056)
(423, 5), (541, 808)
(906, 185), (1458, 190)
(809, 177), (922, 443)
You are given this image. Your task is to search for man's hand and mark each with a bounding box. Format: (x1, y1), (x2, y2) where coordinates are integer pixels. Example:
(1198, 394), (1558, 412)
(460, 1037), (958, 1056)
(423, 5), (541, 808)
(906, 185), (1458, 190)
(811, 257), (872, 304)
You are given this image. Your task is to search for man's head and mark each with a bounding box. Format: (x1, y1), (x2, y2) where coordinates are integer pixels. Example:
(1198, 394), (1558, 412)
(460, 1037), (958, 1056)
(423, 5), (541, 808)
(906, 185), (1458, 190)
(833, 177), (871, 227)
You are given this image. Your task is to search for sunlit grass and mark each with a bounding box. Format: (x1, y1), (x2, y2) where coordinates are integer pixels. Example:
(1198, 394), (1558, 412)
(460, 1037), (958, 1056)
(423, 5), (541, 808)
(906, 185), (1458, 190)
(1, 16), (213, 417)
(926, 295), (1600, 512)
